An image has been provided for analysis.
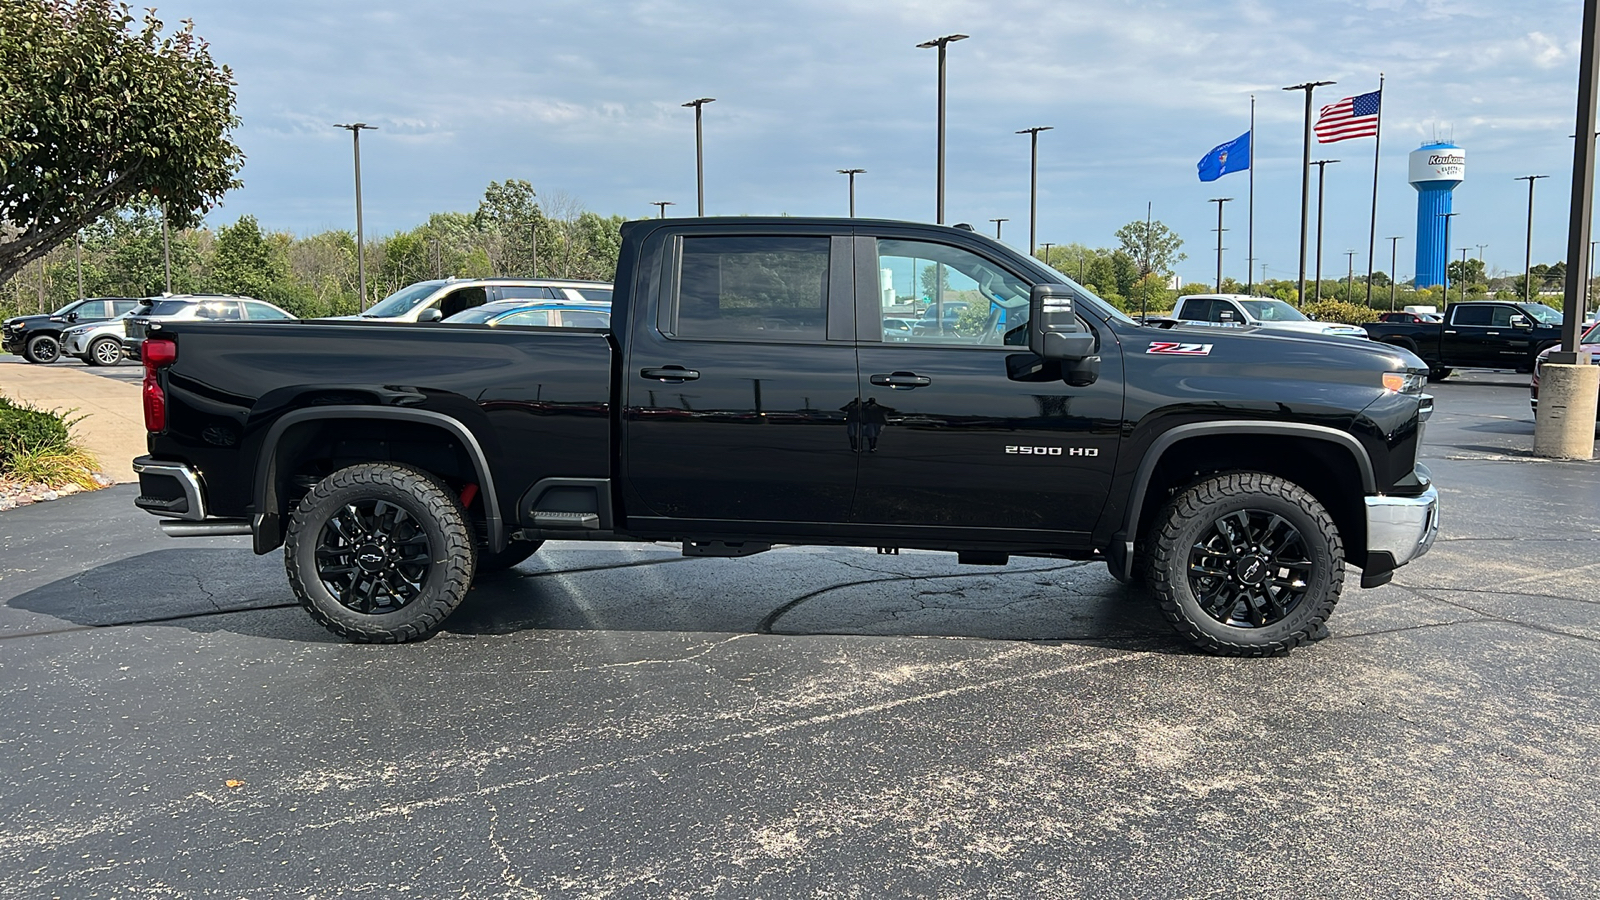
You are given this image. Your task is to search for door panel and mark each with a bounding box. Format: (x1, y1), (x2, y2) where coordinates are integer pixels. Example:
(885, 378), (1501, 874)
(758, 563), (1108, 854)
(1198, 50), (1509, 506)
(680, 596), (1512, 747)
(851, 235), (1122, 536)
(623, 231), (859, 524)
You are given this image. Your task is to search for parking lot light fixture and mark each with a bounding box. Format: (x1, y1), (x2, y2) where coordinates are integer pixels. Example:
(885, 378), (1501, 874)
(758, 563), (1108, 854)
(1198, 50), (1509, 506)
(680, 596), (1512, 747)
(652, 201), (676, 219)
(836, 169), (865, 217)
(334, 123), (377, 307)
(989, 218), (1008, 240)
(918, 34), (968, 224)
(1016, 126), (1053, 254)
(1283, 80), (1337, 305)
(682, 99), (716, 216)
(1514, 175), (1548, 303)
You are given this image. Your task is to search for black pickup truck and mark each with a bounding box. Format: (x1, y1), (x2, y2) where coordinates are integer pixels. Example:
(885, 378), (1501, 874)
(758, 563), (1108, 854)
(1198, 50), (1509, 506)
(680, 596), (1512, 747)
(1363, 300), (1565, 380)
(132, 217), (1439, 656)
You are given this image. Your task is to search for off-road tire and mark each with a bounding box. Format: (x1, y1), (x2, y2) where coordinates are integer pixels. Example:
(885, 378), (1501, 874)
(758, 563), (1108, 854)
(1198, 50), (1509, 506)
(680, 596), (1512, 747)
(23, 333), (60, 364)
(87, 337), (123, 367)
(285, 463), (476, 642)
(474, 539), (543, 575)
(1146, 472), (1343, 657)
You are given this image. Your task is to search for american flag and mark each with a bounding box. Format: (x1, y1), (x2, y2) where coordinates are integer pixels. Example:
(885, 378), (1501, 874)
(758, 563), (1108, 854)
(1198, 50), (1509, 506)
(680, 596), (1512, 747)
(1315, 90), (1381, 142)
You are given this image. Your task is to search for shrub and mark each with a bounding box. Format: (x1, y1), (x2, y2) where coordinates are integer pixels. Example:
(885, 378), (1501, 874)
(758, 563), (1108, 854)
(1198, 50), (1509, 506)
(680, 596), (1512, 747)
(1301, 300), (1380, 325)
(0, 393), (98, 487)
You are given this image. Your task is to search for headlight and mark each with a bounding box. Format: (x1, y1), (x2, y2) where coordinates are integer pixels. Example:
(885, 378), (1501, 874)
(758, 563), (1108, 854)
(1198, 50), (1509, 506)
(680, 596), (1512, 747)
(1382, 371), (1427, 394)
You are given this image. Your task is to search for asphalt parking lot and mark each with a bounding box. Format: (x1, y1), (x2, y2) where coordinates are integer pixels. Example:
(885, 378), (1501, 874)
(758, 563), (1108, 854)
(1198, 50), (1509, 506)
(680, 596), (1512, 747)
(1, 369), (1597, 898)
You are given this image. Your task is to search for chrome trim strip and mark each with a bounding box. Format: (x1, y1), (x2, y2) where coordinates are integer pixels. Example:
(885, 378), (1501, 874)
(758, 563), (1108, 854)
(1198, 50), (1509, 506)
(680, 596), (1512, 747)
(132, 459), (207, 522)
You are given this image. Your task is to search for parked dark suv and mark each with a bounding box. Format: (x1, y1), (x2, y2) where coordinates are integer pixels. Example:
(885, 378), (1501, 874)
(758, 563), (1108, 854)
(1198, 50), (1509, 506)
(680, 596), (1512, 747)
(3, 297), (147, 363)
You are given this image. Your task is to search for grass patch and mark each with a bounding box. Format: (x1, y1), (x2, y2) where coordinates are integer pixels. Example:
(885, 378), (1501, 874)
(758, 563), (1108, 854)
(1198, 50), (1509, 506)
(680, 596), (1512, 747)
(0, 392), (101, 490)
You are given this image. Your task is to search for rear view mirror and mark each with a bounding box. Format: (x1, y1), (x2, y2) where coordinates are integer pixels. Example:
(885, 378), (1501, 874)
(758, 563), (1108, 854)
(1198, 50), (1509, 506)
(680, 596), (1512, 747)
(417, 308), (444, 323)
(1028, 284), (1094, 361)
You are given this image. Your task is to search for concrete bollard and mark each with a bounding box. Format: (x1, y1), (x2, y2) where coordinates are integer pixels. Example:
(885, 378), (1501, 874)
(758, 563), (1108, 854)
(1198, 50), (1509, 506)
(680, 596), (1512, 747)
(1532, 363), (1600, 459)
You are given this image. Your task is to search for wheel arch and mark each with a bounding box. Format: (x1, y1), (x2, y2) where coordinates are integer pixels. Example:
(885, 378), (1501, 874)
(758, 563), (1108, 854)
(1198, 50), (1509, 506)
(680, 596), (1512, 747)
(1112, 422), (1374, 580)
(253, 407), (504, 555)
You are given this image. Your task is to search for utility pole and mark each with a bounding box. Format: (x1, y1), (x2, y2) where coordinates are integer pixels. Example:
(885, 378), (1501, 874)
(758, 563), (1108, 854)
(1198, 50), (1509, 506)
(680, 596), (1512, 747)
(836, 169), (865, 217)
(1210, 198), (1232, 292)
(918, 34), (968, 224)
(1283, 80), (1337, 306)
(334, 123), (377, 306)
(1387, 236), (1403, 310)
(990, 218), (1008, 240)
(652, 201), (675, 218)
(682, 98), (715, 216)
(1477, 243), (1488, 262)
(1514, 175), (1549, 303)
(1040, 241), (1054, 267)
(1459, 248), (1472, 301)
(1016, 126), (1053, 254)
(1311, 159), (1339, 302)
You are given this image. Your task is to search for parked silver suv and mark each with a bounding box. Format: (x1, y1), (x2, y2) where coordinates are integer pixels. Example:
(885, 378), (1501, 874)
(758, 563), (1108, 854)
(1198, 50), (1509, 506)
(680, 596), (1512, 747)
(123, 295), (295, 357)
(345, 278), (613, 324)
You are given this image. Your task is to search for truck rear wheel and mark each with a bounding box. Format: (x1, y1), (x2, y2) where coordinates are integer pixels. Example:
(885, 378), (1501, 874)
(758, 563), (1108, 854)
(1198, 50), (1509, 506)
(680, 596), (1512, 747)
(1146, 473), (1343, 656)
(285, 463), (475, 642)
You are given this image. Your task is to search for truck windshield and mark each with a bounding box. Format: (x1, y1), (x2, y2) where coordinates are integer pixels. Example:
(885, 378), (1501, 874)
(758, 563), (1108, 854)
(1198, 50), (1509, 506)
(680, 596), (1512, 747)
(1522, 304), (1563, 325)
(362, 281), (446, 318)
(1238, 299), (1309, 322)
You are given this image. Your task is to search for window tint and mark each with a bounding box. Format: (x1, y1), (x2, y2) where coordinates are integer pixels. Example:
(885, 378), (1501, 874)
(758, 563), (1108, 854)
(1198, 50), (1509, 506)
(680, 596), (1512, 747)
(561, 310), (609, 329)
(439, 287), (488, 318)
(576, 288), (612, 302)
(875, 239), (1030, 346)
(1177, 299), (1211, 321)
(244, 302), (292, 320)
(195, 301), (241, 320)
(73, 300), (109, 319)
(495, 310), (550, 327)
(1451, 305), (1492, 326)
(112, 300), (142, 315)
(148, 300), (190, 316)
(675, 236), (828, 341)
(497, 285), (557, 301)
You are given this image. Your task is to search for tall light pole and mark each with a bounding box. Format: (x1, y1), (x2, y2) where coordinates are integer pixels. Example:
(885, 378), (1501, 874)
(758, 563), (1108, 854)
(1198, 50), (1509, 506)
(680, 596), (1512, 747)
(1439, 211), (1459, 302)
(1346, 250), (1357, 301)
(1283, 80), (1337, 306)
(1477, 243), (1488, 262)
(1016, 126), (1053, 254)
(1210, 197), (1232, 291)
(334, 123), (377, 306)
(989, 218), (1008, 240)
(918, 34), (968, 224)
(652, 201), (675, 218)
(1387, 236), (1403, 310)
(1514, 175), (1548, 303)
(1311, 159), (1339, 302)
(682, 98), (715, 216)
(837, 169), (865, 217)
(1040, 241), (1054, 267)
(1458, 248), (1473, 302)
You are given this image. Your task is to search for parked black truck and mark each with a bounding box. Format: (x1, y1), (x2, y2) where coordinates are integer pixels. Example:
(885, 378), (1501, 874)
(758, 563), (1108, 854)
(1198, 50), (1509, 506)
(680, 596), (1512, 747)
(1363, 299), (1565, 380)
(132, 218), (1439, 655)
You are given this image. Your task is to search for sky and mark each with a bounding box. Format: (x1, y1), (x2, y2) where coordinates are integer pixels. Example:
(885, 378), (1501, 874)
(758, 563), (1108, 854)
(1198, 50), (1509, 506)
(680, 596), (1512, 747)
(182, 0), (1590, 287)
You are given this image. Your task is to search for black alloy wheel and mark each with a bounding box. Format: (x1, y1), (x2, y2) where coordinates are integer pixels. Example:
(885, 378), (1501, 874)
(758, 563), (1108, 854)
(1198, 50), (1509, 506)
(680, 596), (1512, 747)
(315, 499), (433, 615)
(1186, 509), (1313, 629)
(285, 463), (475, 642)
(88, 337), (123, 366)
(1147, 472), (1343, 656)
(24, 333), (60, 364)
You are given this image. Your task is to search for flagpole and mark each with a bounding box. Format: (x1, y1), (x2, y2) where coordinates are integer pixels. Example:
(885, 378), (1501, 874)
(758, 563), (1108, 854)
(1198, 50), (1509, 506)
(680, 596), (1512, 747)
(1248, 94), (1256, 293)
(1365, 73), (1385, 306)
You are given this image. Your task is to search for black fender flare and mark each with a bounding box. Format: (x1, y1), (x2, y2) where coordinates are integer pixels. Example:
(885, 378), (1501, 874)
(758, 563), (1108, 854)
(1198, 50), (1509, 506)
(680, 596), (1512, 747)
(252, 406), (504, 554)
(1108, 421), (1376, 581)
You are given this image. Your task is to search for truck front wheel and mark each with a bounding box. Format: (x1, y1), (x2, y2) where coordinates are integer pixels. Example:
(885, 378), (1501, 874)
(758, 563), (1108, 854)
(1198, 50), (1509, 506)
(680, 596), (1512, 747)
(1146, 473), (1343, 656)
(285, 463), (476, 642)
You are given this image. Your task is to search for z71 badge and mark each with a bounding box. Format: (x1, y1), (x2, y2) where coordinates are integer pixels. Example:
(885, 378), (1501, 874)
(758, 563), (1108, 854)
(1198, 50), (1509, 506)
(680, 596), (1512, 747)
(1146, 341), (1214, 356)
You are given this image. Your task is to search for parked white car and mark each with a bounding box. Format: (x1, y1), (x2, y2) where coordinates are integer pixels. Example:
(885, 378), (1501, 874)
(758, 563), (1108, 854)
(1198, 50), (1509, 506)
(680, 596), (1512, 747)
(1171, 294), (1370, 339)
(123, 296), (296, 357)
(341, 278), (614, 324)
(61, 303), (153, 366)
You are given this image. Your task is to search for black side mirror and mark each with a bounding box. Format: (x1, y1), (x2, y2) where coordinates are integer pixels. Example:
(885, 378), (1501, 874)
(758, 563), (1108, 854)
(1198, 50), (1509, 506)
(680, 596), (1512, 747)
(66, 313), (78, 322)
(1509, 315), (1532, 330)
(1028, 284), (1095, 361)
(417, 308), (444, 323)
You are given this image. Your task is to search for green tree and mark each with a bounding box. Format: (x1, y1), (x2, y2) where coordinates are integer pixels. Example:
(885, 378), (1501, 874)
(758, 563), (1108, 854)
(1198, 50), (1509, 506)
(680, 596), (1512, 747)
(0, 1), (244, 283)
(1114, 218), (1185, 276)
(208, 215), (288, 303)
(1446, 257), (1486, 288)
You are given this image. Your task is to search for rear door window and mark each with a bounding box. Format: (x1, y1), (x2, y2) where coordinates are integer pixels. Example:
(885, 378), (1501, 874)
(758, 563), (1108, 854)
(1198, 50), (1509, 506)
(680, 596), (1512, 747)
(1178, 299), (1211, 321)
(496, 285), (557, 301)
(671, 236), (830, 341)
(195, 301), (242, 320)
(243, 302), (292, 320)
(1451, 305), (1492, 326)
(494, 309), (550, 327)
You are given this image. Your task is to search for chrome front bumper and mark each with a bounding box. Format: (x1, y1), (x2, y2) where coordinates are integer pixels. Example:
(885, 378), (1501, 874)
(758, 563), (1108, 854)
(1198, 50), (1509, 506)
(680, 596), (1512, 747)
(1365, 481), (1440, 568)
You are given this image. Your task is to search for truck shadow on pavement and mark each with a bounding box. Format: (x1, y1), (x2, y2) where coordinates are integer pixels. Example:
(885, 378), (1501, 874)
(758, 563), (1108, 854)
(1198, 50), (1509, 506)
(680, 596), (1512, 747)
(5, 546), (1182, 652)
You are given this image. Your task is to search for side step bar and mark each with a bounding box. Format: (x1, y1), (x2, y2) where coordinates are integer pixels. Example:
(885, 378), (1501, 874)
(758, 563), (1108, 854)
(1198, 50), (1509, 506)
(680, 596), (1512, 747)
(159, 518), (253, 537)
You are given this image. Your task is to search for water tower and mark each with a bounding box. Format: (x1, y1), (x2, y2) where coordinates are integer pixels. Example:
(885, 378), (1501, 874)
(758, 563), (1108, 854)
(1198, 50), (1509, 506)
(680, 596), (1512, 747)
(1409, 142), (1466, 288)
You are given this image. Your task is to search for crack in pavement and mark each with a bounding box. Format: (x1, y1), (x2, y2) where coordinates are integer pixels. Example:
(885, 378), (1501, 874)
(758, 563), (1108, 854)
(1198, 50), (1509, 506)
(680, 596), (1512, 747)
(755, 562), (1095, 635)
(1388, 582), (1600, 647)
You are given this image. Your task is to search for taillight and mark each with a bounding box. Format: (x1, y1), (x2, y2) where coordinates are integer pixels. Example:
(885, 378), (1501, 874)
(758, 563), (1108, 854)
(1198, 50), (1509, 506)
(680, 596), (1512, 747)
(142, 338), (177, 432)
